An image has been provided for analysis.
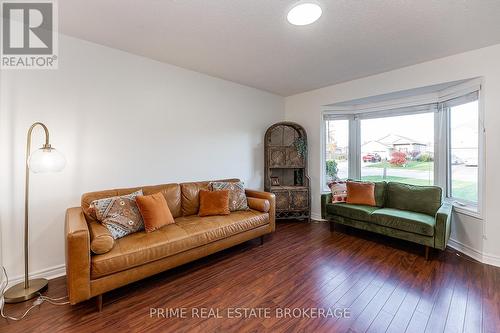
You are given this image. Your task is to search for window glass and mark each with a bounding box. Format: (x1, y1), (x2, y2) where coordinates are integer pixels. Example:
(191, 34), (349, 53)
(324, 119), (349, 186)
(360, 113), (434, 186)
(449, 100), (479, 203)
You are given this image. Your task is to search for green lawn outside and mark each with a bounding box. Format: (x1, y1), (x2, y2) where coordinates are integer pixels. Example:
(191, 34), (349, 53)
(450, 181), (478, 204)
(360, 175), (478, 203)
(365, 161), (434, 171)
(361, 175), (433, 186)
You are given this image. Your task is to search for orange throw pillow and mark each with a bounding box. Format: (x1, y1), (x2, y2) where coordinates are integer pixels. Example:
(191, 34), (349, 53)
(198, 190), (230, 217)
(346, 181), (376, 206)
(136, 192), (175, 232)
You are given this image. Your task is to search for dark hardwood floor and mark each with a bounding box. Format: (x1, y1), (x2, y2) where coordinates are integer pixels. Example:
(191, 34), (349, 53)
(2, 221), (499, 333)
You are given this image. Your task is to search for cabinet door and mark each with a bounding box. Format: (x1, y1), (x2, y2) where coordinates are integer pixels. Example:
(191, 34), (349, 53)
(286, 147), (304, 168)
(290, 189), (309, 211)
(269, 148), (286, 168)
(273, 190), (290, 211)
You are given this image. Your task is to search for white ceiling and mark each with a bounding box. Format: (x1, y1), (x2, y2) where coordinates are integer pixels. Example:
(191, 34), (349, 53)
(59, 1), (500, 96)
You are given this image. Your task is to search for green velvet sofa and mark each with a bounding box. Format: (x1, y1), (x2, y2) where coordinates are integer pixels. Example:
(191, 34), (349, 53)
(321, 181), (452, 259)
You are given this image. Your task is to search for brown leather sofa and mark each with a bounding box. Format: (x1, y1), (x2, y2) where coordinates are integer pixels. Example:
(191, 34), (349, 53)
(65, 179), (275, 310)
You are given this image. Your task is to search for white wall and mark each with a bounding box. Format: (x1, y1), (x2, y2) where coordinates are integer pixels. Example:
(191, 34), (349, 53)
(0, 35), (284, 282)
(285, 44), (500, 266)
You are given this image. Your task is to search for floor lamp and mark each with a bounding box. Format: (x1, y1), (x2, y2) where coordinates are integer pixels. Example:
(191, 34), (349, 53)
(4, 122), (66, 303)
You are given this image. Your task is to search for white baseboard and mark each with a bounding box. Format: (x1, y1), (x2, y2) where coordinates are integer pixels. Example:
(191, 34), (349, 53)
(311, 212), (325, 221)
(5, 264), (66, 289)
(448, 238), (500, 267)
(483, 251), (500, 267)
(447, 238), (484, 262)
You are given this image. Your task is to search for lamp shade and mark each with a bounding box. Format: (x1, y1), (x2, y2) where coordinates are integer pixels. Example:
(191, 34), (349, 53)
(28, 147), (66, 173)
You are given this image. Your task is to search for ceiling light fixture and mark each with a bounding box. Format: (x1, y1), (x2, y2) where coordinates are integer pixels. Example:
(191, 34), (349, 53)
(287, 2), (322, 26)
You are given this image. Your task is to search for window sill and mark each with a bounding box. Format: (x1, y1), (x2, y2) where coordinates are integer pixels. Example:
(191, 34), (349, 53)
(450, 201), (483, 220)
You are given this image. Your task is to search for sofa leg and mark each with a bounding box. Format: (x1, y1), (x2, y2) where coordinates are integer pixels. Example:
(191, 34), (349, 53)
(425, 246), (430, 261)
(330, 221), (335, 232)
(260, 235), (264, 246)
(96, 294), (103, 312)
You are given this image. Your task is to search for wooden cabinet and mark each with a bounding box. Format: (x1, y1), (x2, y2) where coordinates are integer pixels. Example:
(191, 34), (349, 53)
(264, 122), (310, 220)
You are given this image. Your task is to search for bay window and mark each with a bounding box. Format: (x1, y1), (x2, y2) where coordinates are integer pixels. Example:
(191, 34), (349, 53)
(322, 80), (483, 215)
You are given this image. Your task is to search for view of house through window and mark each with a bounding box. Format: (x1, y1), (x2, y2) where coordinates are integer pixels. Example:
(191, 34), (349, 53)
(449, 100), (479, 203)
(325, 119), (349, 183)
(360, 113), (434, 186)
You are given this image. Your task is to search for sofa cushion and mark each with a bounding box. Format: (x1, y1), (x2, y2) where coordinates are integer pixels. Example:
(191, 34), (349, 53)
(373, 181), (387, 207)
(180, 179), (240, 216)
(329, 181), (347, 203)
(136, 192), (175, 232)
(210, 181), (248, 211)
(198, 189), (230, 217)
(346, 181), (376, 206)
(385, 182), (442, 216)
(180, 181), (211, 216)
(90, 210), (269, 278)
(82, 183), (182, 220)
(142, 184), (182, 218)
(348, 180), (386, 207)
(326, 203), (379, 222)
(371, 208), (435, 236)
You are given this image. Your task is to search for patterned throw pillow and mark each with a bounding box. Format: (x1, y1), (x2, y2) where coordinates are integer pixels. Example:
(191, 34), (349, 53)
(329, 181), (347, 204)
(210, 181), (248, 211)
(89, 190), (145, 239)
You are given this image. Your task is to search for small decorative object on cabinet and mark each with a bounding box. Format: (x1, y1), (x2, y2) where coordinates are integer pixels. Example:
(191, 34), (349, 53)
(265, 122), (310, 220)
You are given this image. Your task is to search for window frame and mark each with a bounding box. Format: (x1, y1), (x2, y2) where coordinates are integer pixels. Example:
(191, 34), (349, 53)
(320, 79), (484, 218)
(320, 114), (354, 192)
(444, 92), (484, 218)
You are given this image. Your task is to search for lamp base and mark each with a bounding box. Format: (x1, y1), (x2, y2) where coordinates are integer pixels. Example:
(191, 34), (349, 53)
(3, 278), (48, 303)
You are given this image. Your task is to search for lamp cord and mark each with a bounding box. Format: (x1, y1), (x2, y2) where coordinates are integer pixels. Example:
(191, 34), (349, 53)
(0, 266), (69, 321)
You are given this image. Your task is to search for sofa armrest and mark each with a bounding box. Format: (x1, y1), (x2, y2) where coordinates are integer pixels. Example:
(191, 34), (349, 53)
(65, 207), (91, 304)
(321, 193), (332, 219)
(434, 202), (453, 250)
(245, 189), (275, 232)
(247, 197), (270, 213)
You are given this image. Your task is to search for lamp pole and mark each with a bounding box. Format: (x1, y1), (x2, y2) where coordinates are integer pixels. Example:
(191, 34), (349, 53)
(24, 123), (50, 289)
(4, 122), (64, 303)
